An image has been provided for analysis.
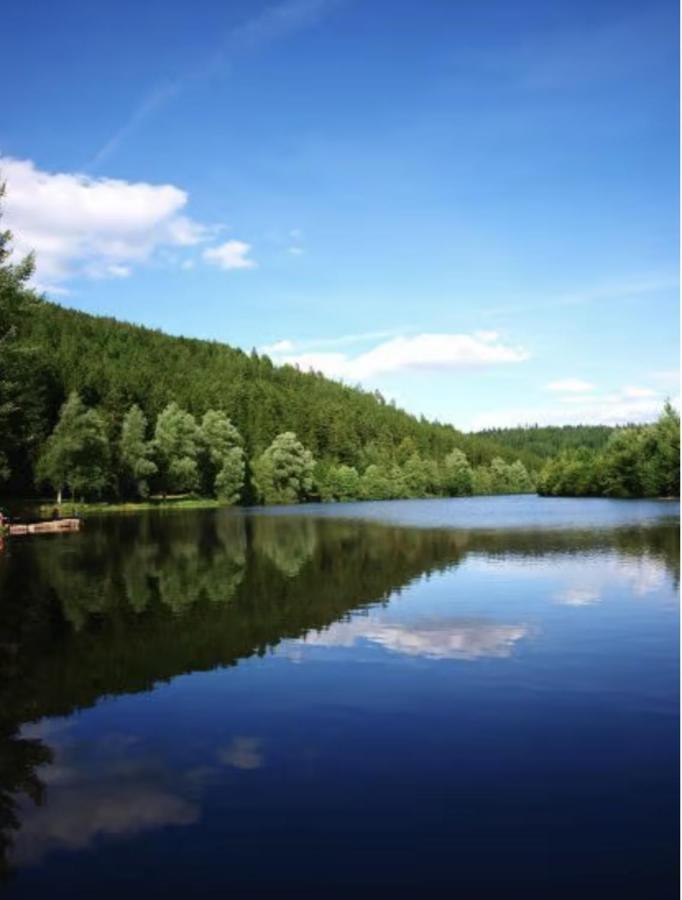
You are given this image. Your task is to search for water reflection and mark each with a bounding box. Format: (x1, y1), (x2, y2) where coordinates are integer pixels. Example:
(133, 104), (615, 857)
(302, 617), (529, 660)
(0, 505), (678, 883)
(8, 722), (199, 867)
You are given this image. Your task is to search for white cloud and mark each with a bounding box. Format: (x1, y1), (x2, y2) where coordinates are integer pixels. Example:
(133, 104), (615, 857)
(264, 331), (528, 381)
(0, 156), (208, 289)
(546, 378), (595, 393)
(288, 245), (304, 255)
(470, 387), (677, 430)
(203, 239), (256, 271)
(260, 339), (295, 354)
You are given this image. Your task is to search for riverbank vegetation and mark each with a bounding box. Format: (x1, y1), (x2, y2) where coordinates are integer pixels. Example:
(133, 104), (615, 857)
(537, 404), (680, 498)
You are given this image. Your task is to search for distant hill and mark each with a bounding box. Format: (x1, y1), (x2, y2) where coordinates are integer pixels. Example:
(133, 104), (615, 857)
(473, 424), (617, 460)
(4, 297), (539, 493)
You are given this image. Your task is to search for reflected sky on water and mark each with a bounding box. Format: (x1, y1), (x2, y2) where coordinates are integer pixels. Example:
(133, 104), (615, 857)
(0, 497), (678, 898)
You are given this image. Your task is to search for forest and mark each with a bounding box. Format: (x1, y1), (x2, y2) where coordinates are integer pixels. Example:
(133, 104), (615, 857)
(0, 191), (678, 506)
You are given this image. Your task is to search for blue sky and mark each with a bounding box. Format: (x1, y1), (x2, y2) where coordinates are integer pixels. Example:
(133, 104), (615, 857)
(1, 0), (678, 429)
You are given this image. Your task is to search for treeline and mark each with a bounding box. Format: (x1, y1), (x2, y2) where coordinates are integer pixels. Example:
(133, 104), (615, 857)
(32, 391), (535, 504)
(476, 423), (616, 459)
(537, 405), (680, 498)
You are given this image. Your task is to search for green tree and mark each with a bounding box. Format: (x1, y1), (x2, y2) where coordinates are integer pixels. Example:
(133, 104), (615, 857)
(199, 409), (245, 501)
(650, 402), (680, 497)
(360, 464), (394, 500)
(0, 182), (47, 487)
(36, 392), (110, 502)
(215, 448), (246, 504)
(402, 453), (428, 497)
(154, 402), (200, 495)
(119, 405), (157, 498)
(507, 459), (534, 493)
(472, 466), (493, 495)
(251, 432), (315, 504)
(441, 448), (474, 496)
(316, 463), (361, 502)
(488, 457), (512, 494)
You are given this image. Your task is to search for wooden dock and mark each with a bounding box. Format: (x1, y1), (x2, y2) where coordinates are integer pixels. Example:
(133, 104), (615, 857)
(8, 518), (82, 536)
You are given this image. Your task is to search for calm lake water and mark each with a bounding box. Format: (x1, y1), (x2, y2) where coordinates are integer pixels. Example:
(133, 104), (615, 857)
(0, 496), (678, 898)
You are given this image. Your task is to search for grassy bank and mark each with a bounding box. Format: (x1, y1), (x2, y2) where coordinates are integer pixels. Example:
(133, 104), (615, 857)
(35, 497), (228, 518)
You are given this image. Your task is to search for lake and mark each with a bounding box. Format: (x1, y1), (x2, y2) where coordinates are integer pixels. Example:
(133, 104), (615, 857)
(0, 496), (678, 898)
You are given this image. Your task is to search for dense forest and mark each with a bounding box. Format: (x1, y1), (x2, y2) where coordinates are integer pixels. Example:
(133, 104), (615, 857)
(476, 424), (616, 459)
(0, 191), (678, 505)
(537, 405), (680, 499)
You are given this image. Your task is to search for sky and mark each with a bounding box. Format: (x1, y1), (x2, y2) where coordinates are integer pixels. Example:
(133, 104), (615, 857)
(0, 0), (679, 431)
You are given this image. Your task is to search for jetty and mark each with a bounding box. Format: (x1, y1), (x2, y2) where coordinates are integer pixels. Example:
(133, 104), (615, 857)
(6, 518), (82, 536)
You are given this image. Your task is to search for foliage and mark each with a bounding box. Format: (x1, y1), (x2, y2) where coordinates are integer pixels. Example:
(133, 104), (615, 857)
(199, 410), (245, 501)
(316, 463), (361, 502)
(441, 448), (474, 496)
(154, 402), (201, 495)
(538, 405), (680, 498)
(0, 182), (52, 488)
(119, 404), (157, 498)
(214, 448), (246, 504)
(475, 423), (616, 459)
(35, 392), (109, 501)
(251, 432), (315, 504)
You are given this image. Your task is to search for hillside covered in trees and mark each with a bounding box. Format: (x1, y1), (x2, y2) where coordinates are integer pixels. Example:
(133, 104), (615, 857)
(475, 424), (616, 459)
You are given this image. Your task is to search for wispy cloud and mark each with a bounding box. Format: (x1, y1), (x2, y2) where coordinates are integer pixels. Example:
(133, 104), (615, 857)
(89, 0), (344, 168)
(483, 275), (679, 318)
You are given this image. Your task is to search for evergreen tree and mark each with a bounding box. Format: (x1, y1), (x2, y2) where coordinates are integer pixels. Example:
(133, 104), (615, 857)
(120, 405), (157, 498)
(0, 182), (47, 486)
(154, 402), (200, 495)
(251, 432), (315, 504)
(36, 392), (109, 502)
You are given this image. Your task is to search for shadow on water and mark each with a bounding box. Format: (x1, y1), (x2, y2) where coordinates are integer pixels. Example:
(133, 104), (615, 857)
(0, 505), (678, 884)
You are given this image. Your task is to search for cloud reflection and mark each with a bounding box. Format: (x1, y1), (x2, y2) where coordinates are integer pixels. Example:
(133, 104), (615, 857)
(10, 727), (199, 866)
(218, 737), (264, 770)
(302, 617), (529, 660)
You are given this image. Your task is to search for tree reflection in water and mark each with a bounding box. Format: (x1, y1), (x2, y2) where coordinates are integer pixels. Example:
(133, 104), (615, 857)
(0, 507), (677, 876)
